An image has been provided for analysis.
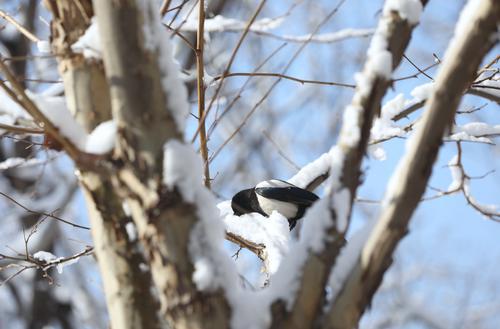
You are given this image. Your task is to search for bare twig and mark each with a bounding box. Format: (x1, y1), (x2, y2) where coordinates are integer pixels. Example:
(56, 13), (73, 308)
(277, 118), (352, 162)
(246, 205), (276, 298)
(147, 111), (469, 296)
(0, 191), (90, 230)
(196, 0), (211, 188)
(212, 72), (355, 88)
(0, 9), (40, 42)
(191, 0), (267, 143)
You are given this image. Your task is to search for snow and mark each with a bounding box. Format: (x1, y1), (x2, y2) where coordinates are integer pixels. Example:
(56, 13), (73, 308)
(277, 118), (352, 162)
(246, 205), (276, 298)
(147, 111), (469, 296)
(463, 182), (498, 215)
(279, 28), (374, 43)
(300, 198), (335, 252)
(384, 0), (423, 24)
(371, 94), (407, 141)
(0, 87), (31, 120)
(36, 41), (51, 54)
(0, 114), (15, 134)
(288, 151), (332, 189)
(33, 250), (58, 263)
(447, 155), (462, 192)
(163, 139), (346, 328)
(473, 73), (500, 98)
(125, 222), (138, 242)
(29, 92), (88, 150)
(368, 145), (387, 161)
(180, 15), (284, 33)
(370, 82), (434, 144)
(84, 120), (117, 154)
(327, 219), (375, 302)
(339, 104), (363, 147)
(162, 139), (240, 295)
(410, 82), (434, 101)
(71, 17), (102, 59)
(1, 84), (117, 154)
(33, 250), (79, 274)
(453, 122), (500, 136)
(137, 0), (189, 131)
(220, 201), (290, 274)
(448, 123), (500, 144)
(0, 157), (46, 170)
(452, 0), (483, 49)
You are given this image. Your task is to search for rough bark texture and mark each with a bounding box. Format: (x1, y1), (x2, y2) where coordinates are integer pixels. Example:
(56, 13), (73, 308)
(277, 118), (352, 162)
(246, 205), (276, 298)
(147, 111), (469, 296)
(323, 1), (500, 328)
(271, 3), (427, 329)
(92, 1), (230, 328)
(45, 2), (164, 328)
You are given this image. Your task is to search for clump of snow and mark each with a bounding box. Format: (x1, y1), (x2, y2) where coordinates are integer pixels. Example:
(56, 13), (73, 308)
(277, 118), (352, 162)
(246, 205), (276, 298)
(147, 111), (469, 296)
(384, 0), (423, 24)
(447, 155), (462, 192)
(288, 151), (332, 189)
(125, 222), (138, 242)
(33, 250), (58, 263)
(71, 17), (102, 59)
(37, 41), (51, 54)
(368, 145), (387, 161)
(366, 32), (392, 79)
(371, 94), (407, 141)
(220, 201), (290, 274)
(448, 122), (500, 144)
(410, 82), (434, 101)
(137, 0), (189, 131)
(339, 104), (363, 147)
(29, 92), (88, 150)
(84, 120), (117, 154)
(370, 82), (434, 144)
(33, 250), (79, 274)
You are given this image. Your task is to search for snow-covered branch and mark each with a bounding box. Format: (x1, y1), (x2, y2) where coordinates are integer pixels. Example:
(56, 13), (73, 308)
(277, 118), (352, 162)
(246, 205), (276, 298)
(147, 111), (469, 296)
(324, 1), (500, 328)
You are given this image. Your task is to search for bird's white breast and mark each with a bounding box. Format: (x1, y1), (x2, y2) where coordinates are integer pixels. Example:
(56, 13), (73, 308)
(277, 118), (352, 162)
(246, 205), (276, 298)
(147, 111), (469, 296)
(256, 194), (298, 219)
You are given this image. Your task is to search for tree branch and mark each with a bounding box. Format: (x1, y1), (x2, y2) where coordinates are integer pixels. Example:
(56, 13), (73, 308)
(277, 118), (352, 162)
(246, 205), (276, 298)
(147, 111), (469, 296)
(323, 1), (500, 328)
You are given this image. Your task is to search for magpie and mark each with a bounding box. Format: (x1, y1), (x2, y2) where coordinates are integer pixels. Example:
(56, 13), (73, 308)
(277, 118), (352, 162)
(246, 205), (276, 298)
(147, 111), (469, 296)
(231, 179), (319, 230)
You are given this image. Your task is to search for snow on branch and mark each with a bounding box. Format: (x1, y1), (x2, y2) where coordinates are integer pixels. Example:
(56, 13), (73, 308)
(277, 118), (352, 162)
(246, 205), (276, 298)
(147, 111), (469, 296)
(179, 13), (374, 43)
(0, 246), (92, 286)
(324, 1), (500, 328)
(264, 1), (427, 327)
(425, 143), (500, 220)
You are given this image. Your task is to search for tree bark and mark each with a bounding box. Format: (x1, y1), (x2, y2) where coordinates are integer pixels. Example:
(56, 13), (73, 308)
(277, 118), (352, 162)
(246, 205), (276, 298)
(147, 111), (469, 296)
(45, 2), (164, 328)
(92, 1), (230, 327)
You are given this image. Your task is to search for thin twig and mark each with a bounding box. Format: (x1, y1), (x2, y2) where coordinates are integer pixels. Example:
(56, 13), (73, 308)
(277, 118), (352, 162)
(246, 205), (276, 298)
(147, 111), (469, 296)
(403, 54), (434, 81)
(209, 0), (346, 163)
(207, 43), (287, 138)
(196, 0), (211, 188)
(191, 0), (267, 143)
(212, 72), (355, 88)
(0, 10), (40, 42)
(0, 191), (90, 230)
(262, 130), (300, 170)
(0, 58), (83, 162)
(0, 123), (44, 134)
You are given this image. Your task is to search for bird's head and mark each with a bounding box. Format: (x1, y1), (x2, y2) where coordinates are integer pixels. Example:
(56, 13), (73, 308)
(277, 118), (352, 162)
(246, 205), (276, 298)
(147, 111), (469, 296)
(231, 188), (255, 216)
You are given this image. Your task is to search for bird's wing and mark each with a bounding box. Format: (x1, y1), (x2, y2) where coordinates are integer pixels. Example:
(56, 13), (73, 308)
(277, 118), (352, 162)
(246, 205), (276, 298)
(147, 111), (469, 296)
(255, 186), (319, 206)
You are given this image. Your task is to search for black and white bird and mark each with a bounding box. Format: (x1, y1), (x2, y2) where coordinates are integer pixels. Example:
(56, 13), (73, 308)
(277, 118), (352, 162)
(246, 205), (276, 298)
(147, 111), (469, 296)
(231, 179), (319, 230)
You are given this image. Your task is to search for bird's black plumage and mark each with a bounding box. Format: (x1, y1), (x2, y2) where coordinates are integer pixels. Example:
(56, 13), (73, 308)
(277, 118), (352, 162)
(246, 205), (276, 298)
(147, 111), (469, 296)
(231, 179), (319, 230)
